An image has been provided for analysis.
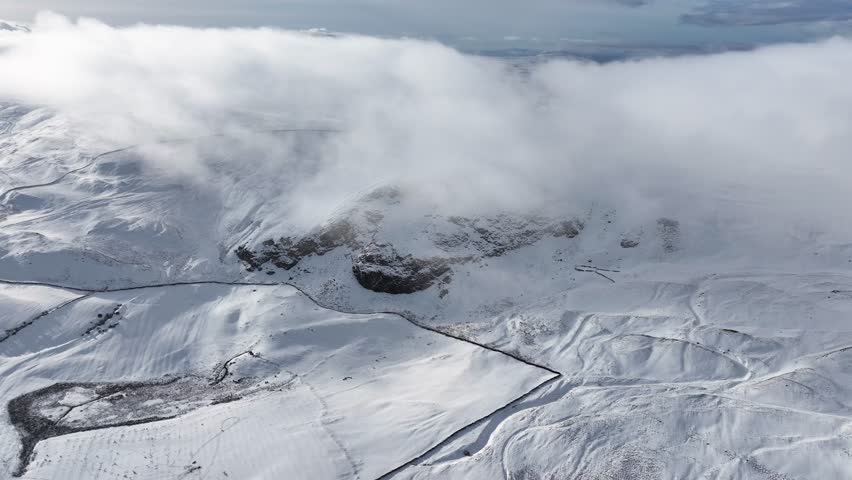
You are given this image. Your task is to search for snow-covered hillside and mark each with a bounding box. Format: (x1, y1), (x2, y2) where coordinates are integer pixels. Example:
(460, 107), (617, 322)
(1, 102), (851, 479)
(0, 282), (550, 478)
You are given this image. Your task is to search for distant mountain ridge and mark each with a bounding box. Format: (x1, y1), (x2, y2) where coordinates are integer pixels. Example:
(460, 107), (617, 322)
(0, 20), (29, 33)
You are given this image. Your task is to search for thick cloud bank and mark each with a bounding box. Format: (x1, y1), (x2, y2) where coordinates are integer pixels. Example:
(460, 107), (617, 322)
(1, 13), (851, 244)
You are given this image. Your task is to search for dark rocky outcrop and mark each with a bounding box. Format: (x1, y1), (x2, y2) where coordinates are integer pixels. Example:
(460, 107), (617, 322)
(440, 215), (583, 257)
(620, 238), (640, 248)
(234, 198), (586, 295)
(352, 243), (462, 294)
(546, 219), (583, 239)
(236, 219), (358, 271)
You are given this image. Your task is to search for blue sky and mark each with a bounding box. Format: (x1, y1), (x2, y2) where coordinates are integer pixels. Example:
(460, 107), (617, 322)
(1, 0), (851, 52)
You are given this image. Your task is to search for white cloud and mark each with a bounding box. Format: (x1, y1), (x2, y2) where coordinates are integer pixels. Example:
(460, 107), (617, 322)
(0, 13), (850, 244)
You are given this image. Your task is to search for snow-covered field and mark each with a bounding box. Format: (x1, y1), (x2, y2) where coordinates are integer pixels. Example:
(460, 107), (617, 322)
(0, 103), (850, 479)
(0, 283), (550, 479)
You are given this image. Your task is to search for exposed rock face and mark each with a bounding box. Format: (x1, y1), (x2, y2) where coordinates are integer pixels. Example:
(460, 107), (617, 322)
(352, 243), (460, 294)
(236, 219), (358, 271)
(234, 187), (587, 295)
(237, 212), (584, 278)
(437, 215), (583, 257)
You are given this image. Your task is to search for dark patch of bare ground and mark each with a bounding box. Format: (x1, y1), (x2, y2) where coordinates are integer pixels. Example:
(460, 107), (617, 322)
(9, 380), (178, 476)
(657, 217), (680, 253)
(82, 303), (123, 336)
(8, 361), (291, 476)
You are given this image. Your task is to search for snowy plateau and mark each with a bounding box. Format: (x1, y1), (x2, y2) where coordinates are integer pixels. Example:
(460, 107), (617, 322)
(0, 38), (852, 480)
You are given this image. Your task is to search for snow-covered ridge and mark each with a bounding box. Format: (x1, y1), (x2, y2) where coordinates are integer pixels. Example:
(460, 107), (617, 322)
(0, 20), (29, 33)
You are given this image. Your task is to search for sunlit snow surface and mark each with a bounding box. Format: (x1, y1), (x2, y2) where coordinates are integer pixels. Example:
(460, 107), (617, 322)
(0, 284), (550, 478)
(1, 104), (851, 480)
